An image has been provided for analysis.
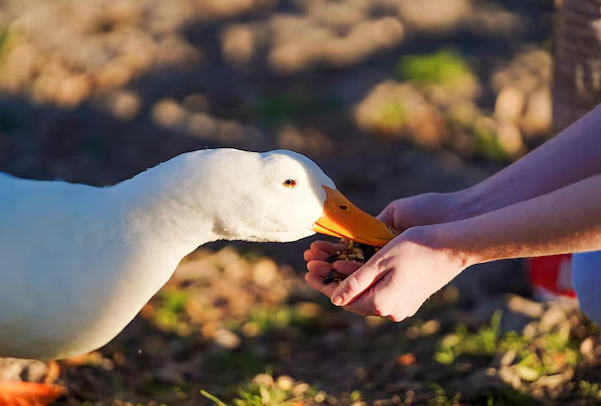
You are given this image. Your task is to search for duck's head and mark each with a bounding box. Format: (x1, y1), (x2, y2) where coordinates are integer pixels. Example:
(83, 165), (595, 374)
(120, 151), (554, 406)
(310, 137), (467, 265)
(185, 149), (396, 246)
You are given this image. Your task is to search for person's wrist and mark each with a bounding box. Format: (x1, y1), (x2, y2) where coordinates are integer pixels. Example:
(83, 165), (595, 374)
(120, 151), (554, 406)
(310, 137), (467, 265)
(445, 187), (485, 222)
(406, 222), (481, 270)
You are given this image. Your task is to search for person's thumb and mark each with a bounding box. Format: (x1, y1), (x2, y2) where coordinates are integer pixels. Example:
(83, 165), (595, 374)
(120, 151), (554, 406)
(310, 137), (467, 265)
(330, 260), (386, 306)
(376, 202), (395, 225)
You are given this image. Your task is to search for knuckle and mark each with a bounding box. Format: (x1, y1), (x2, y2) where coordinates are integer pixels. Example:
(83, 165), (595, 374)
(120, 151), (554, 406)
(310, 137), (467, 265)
(344, 274), (360, 296)
(372, 297), (388, 318)
(388, 314), (401, 322)
(407, 305), (420, 318)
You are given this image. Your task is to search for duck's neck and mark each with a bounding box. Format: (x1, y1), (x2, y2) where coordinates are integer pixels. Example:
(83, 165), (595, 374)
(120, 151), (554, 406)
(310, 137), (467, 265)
(110, 157), (220, 262)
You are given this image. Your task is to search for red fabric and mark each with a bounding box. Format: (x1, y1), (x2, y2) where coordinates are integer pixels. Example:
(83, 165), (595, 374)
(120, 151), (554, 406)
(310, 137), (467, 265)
(527, 254), (577, 298)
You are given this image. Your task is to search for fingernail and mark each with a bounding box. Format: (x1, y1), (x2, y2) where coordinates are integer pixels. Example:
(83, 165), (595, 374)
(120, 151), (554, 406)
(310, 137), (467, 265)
(331, 295), (342, 306)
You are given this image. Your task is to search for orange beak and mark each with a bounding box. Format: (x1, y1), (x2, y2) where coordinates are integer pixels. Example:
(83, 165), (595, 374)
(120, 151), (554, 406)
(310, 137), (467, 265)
(312, 186), (397, 247)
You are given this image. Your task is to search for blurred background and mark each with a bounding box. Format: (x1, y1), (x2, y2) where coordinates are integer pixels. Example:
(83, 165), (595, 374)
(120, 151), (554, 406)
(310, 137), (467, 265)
(1, 0), (601, 405)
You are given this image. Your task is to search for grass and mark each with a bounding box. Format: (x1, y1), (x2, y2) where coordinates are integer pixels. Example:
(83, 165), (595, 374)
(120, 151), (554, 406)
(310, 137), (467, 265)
(471, 119), (510, 161)
(436, 311), (580, 371)
(55, 247), (598, 406)
(395, 48), (472, 87)
(422, 382), (462, 406)
(373, 100), (409, 131)
(250, 90), (339, 124)
(579, 381), (601, 401)
(435, 311), (503, 365)
(483, 390), (536, 406)
(0, 28), (13, 68)
(150, 289), (193, 335)
(202, 371), (320, 406)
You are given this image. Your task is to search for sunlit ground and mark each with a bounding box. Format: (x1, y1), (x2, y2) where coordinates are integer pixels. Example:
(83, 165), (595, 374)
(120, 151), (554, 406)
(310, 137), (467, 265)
(0, 0), (599, 405)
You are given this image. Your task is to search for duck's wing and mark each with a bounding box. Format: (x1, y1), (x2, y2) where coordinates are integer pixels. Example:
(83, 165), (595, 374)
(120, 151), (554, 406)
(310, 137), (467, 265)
(0, 175), (115, 358)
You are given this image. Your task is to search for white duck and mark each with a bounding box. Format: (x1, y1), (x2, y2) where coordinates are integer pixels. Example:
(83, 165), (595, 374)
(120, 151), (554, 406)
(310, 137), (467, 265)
(0, 148), (395, 403)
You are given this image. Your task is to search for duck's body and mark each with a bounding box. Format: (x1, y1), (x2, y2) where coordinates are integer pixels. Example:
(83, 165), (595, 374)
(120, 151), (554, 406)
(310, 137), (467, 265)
(0, 148), (395, 403)
(0, 174), (183, 360)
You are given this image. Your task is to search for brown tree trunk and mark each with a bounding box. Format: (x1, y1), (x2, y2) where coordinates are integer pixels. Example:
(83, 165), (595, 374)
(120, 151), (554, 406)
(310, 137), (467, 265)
(553, 0), (601, 131)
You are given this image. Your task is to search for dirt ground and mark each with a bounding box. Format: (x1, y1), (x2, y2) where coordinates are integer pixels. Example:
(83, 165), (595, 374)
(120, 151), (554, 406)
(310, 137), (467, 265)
(1, 0), (600, 405)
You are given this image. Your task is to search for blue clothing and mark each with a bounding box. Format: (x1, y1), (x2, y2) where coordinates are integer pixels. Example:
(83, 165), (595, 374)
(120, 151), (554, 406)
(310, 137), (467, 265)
(573, 251), (601, 323)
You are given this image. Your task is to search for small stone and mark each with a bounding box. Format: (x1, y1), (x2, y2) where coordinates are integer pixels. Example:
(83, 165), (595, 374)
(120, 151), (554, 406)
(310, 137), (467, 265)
(421, 319), (440, 336)
(397, 0), (471, 32)
(216, 247), (242, 268)
(241, 322), (261, 337)
(152, 99), (187, 128)
(535, 372), (571, 391)
(522, 321), (539, 339)
(268, 42), (313, 74)
(2, 44), (38, 90)
(498, 366), (521, 389)
(370, 17), (404, 48)
(494, 86), (525, 122)
(314, 391), (326, 402)
(521, 85), (552, 137)
(188, 113), (218, 139)
(104, 0), (141, 26)
(515, 365), (539, 381)
(276, 375), (295, 391)
(221, 24), (256, 65)
(252, 258), (278, 287)
(580, 336), (597, 364)
(54, 75), (90, 107)
(407, 104), (446, 148)
(100, 90), (141, 120)
(500, 349), (516, 367)
(496, 122), (525, 157)
(506, 295), (545, 318)
(213, 329), (241, 350)
(307, 1), (366, 29)
(94, 63), (133, 90)
(253, 373), (274, 387)
(293, 383), (310, 396)
(539, 305), (568, 333)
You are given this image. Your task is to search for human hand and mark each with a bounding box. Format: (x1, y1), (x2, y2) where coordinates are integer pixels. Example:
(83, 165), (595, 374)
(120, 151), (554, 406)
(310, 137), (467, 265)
(305, 226), (472, 322)
(376, 191), (471, 232)
(304, 191), (468, 292)
(304, 191), (463, 276)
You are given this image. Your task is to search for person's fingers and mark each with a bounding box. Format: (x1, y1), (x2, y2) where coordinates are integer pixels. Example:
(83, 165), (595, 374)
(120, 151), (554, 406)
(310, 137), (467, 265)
(341, 286), (377, 316)
(303, 249), (331, 262)
(305, 258), (365, 301)
(376, 202), (395, 224)
(332, 261), (362, 275)
(304, 272), (338, 298)
(304, 240), (348, 262)
(330, 255), (390, 306)
(340, 272), (409, 322)
(309, 240), (347, 252)
(306, 260), (335, 276)
(307, 260), (362, 276)
(306, 265), (408, 323)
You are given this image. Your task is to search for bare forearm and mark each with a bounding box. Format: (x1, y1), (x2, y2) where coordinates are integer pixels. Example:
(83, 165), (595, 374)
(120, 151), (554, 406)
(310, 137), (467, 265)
(456, 103), (601, 217)
(436, 173), (601, 266)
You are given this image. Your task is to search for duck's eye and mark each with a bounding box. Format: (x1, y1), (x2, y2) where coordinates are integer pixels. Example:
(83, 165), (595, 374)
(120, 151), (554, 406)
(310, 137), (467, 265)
(283, 179), (297, 188)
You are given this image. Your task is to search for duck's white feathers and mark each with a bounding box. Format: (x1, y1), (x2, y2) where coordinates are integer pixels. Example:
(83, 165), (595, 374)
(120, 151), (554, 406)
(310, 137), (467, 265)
(0, 148), (334, 359)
